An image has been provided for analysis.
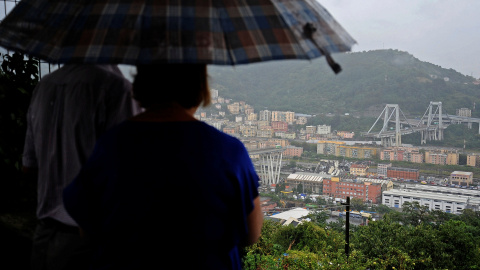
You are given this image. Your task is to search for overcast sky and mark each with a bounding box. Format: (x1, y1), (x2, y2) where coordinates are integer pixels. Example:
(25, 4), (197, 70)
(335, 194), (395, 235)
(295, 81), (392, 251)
(320, 0), (480, 79)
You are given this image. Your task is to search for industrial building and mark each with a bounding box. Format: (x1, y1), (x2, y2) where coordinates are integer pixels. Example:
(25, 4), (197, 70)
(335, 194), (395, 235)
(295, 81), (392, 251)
(383, 189), (480, 214)
(387, 167), (419, 180)
(323, 177), (383, 203)
(450, 171), (473, 186)
(285, 172), (327, 194)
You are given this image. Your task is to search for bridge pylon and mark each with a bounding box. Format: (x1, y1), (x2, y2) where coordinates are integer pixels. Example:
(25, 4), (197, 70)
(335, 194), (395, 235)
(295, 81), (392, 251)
(418, 102), (444, 144)
(366, 104), (406, 147)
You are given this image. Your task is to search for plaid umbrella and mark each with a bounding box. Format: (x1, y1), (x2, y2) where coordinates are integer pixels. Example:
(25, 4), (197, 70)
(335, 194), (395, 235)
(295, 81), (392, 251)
(0, 0), (355, 72)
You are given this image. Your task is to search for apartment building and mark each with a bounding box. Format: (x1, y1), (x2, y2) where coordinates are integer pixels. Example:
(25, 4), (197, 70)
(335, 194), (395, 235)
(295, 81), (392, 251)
(336, 145), (377, 159)
(296, 116), (308, 125)
(269, 138), (290, 148)
(222, 126), (237, 135)
(305, 125), (316, 134)
(271, 111), (295, 124)
(377, 163), (392, 177)
(317, 125), (331, 135)
(271, 121), (288, 132)
(259, 110), (271, 122)
(350, 164), (369, 176)
(283, 146), (303, 157)
(425, 152), (447, 165)
(241, 125), (257, 137)
(317, 141), (346, 156)
(456, 107), (472, 117)
(446, 152), (459, 165)
(256, 128), (274, 138)
(380, 147), (423, 163)
(227, 102), (240, 114)
(336, 131), (355, 139)
(467, 154), (479, 167)
(246, 113), (257, 121)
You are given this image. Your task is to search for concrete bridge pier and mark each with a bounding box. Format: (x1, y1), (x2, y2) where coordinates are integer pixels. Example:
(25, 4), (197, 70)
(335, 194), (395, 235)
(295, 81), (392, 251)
(259, 151), (282, 186)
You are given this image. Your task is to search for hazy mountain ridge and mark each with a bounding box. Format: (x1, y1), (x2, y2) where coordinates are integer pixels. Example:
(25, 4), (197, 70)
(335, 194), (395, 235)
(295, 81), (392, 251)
(209, 49), (479, 116)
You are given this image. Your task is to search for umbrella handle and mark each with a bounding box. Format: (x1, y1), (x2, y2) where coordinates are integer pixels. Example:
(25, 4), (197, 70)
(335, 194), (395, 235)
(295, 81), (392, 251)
(303, 23), (342, 74)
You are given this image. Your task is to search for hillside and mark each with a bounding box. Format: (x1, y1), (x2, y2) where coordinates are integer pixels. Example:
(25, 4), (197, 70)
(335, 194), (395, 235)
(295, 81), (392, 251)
(209, 49), (480, 116)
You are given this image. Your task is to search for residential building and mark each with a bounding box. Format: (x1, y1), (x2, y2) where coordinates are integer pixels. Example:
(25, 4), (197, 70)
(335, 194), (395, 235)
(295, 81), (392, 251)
(456, 108), (472, 117)
(377, 163), (392, 177)
(227, 102), (240, 114)
(380, 147), (423, 163)
(257, 128), (274, 138)
(336, 145), (377, 159)
(222, 127), (236, 135)
(350, 164), (369, 176)
(271, 111), (285, 122)
(210, 88), (219, 99)
(283, 146), (303, 157)
(246, 113), (258, 121)
(467, 154), (479, 167)
(271, 111), (295, 124)
(305, 125), (316, 134)
(425, 152), (447, 165)
(259, 110), (271, 122)
(317, 141), (346, 156)
(269, 138), (290, 148)
(387, 167), (419, 180)
(404, 151), (424, 163)
(235, 116), (243, 122)
(323, 178), (383, 203)
(244, 105), (254, 116)
(446, 152), (459, 165)
(336, 131), (355, 139)
(241, 125), (257, 137)
(296, 116), (308, 125)
(450, 171), (473, 186)
(317, 125), (331, 135)
(271, 121), (288, 132)
(285, 111), (295, 124)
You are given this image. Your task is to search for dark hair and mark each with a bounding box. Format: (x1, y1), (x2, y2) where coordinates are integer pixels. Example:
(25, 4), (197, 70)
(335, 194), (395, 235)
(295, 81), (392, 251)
(133, 64), (210, 109)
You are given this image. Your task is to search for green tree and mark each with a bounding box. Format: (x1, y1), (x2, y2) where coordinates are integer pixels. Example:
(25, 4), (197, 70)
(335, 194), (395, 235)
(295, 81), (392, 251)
(0, 53), (39, 213)
(350, 198), (368, 212)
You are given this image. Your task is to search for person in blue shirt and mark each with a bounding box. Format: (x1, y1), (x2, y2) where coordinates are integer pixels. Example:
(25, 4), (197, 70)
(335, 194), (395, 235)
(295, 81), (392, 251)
(64, 64), (263, 269)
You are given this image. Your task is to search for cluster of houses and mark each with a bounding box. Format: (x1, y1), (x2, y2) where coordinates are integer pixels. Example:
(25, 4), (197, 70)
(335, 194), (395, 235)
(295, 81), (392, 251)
(197, 90), (356, 157)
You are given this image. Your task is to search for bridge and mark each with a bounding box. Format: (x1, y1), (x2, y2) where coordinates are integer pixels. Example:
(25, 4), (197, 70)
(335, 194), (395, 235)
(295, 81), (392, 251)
(362, 102), (480, 147)
(248, 148), (284, 186)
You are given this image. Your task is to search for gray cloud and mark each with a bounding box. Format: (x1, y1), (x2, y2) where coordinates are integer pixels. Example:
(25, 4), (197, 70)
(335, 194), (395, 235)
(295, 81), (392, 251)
(321, 0), (480, 78)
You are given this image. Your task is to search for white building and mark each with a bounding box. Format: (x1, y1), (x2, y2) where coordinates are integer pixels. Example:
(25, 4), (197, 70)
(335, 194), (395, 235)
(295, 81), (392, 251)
(382, 189), (480, 214)
(259, 110), (271, 122)
(317, 125), (331, 135)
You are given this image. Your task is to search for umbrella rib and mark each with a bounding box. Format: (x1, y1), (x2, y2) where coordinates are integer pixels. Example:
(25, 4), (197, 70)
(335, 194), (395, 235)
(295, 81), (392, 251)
(303, 23), (342, 74)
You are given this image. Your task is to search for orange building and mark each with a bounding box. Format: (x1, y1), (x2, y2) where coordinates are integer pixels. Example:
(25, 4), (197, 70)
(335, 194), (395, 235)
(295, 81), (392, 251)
(283, 146), (303, 157)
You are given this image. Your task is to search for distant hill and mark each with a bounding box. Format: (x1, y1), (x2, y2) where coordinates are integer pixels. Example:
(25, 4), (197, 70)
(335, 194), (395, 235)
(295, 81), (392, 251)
(209, 49), (480, 117)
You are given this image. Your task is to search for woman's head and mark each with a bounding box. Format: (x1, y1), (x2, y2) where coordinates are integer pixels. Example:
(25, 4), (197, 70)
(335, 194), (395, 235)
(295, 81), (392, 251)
(133, 64), (210, 109)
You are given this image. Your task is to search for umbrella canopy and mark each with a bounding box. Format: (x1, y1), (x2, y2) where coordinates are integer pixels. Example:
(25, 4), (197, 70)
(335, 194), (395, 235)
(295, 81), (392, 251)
(0, 0), (355, 71)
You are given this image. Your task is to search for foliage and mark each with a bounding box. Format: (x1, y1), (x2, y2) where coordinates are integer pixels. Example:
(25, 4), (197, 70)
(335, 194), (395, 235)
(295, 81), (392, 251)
(0, 53), (39, 213)
(210, 49), (479, 116)
(244, 209), (480, 269)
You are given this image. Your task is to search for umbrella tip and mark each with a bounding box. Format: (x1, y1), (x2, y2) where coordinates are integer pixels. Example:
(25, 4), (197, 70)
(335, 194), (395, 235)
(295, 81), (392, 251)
(330, 62), (342, 74)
